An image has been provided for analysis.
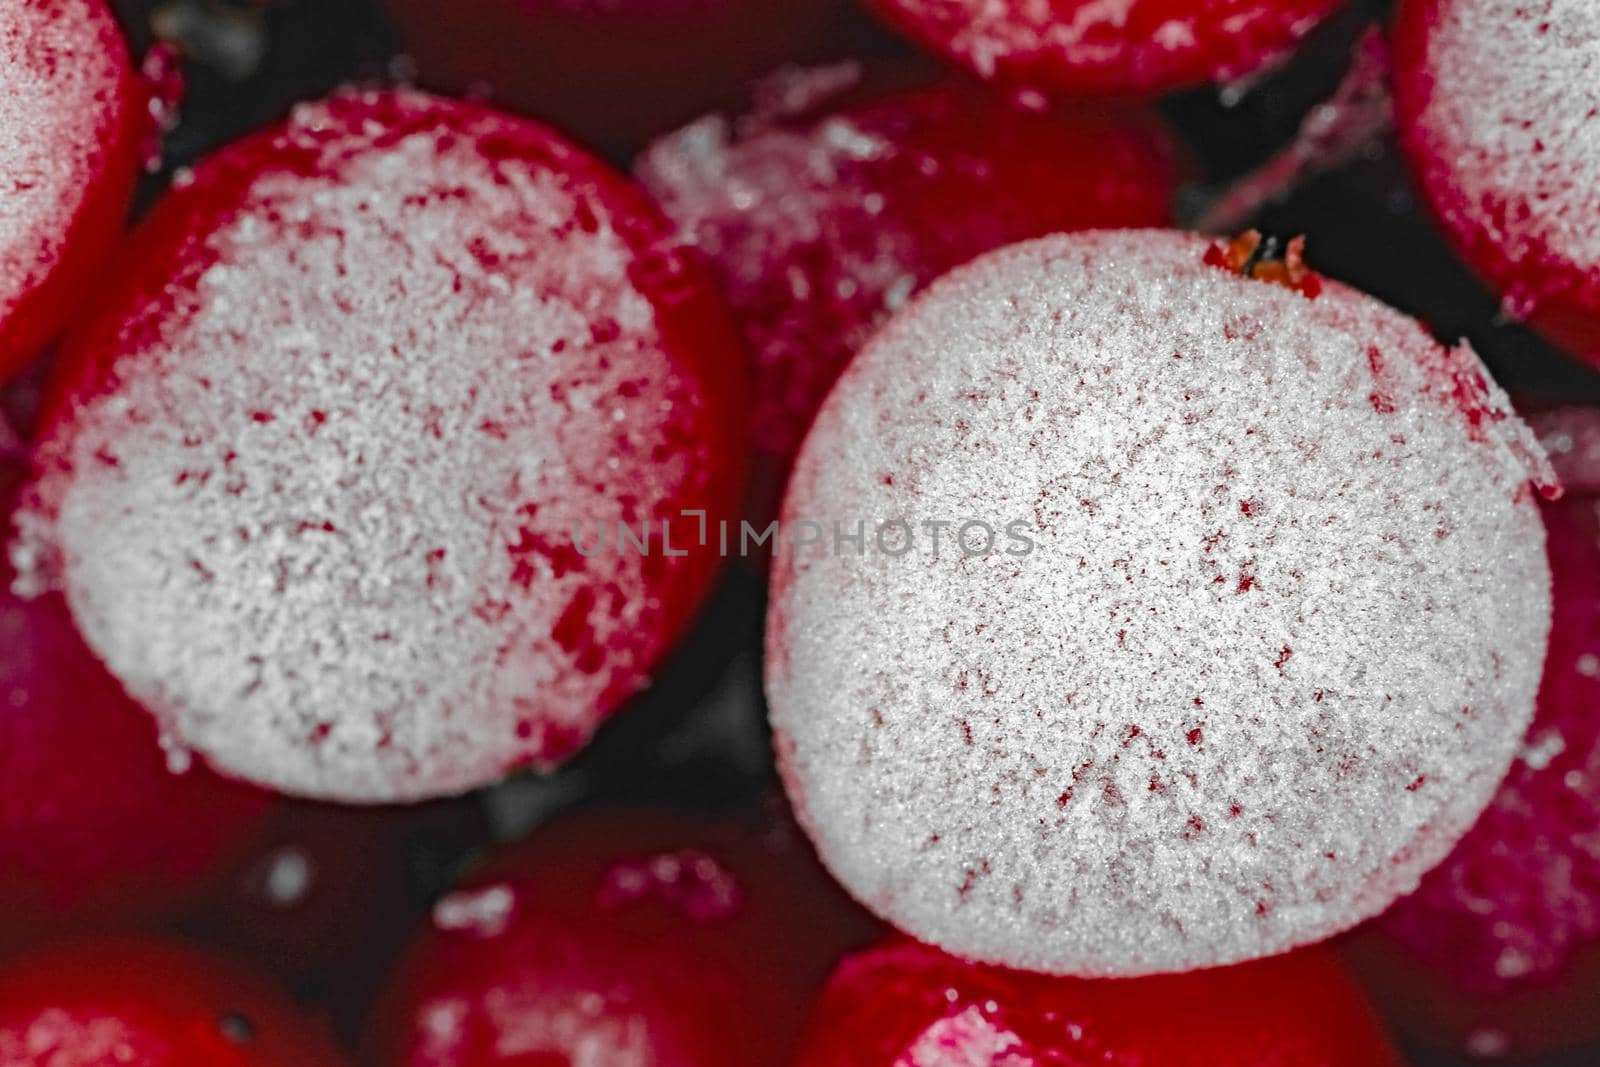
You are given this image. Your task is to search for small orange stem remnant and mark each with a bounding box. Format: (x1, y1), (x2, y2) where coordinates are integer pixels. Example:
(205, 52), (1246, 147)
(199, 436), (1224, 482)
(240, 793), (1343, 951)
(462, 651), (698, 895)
(1204, 230), (1323, 299)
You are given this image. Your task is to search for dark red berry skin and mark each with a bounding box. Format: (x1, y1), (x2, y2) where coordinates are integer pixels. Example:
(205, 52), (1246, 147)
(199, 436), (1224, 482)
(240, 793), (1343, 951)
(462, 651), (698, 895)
(173, 797), (491, 1033)
(0, 450), (272, 938)
(794, 938), (1404, 1066)
(0, 0), (141, 381)
(862, 0), (1345, 99)
(381, 0), (851, 154)
(366, 806), (879, 1067)
(639, 81), (1183, 512)
(0, 939), (349, 1067)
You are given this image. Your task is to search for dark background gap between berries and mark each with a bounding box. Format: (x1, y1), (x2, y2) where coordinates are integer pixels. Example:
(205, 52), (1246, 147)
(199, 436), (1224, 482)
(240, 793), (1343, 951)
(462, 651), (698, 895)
(51, 0), (1600, 1061)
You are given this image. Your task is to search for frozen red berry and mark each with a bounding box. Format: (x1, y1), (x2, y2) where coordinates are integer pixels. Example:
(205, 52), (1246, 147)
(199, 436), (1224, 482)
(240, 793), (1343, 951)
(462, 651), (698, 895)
(637, 73), (1182, 498)
(382, 0), (849, 153)
(0, 444), (271, 936)
(367, 806), (878, 1067)
(1394, 0), (1600, 368)
(177, 797), (489, 1024)
(12, 88), (746, 803)
(794, 939), (1402, 1065)
(863, 0), (1346, 99)
(0, 939), (349, 1067)
(1347, 405), (1600, 1059)
(0, 0), (141, 380)
(768, 229), (1553, 976)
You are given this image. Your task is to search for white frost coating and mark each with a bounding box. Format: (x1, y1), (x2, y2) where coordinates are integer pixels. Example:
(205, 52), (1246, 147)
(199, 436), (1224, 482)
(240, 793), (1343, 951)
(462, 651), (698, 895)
(898, 1007), (1028, 1067)
(1408, 0), (1600, 287)
(875, 0), (1335, 85)
(767, 229), (1552, 976)
(0, 0), (125, 315)
(0, 1010), (157, 1066)
(15, 90), (718, 803)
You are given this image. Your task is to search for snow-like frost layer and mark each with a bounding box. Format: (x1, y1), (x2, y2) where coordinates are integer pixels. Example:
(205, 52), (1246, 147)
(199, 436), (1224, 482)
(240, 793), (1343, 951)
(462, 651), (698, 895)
(15, 89), (734, 803)
(768, 229), (1553, 976)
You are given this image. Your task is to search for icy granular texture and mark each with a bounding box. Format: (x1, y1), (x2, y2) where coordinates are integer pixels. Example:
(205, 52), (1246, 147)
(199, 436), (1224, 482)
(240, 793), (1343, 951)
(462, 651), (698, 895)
(0, 0), (139, 379)
(368, 809), (878, 1067)
(1394, 0), (1600, 366)
(1373, 407), (1600, 995)
(793, 940), (1402, 1065)
(864, 0), (1343, 98)
(14, 88), (744, 803)
(767, 229), (1552, 976)
(637, 75), (1180, 483)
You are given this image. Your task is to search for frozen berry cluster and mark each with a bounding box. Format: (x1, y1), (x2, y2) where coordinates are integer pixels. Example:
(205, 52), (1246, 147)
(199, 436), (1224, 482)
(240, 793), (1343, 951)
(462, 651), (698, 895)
(1, 0), (1598, 1063)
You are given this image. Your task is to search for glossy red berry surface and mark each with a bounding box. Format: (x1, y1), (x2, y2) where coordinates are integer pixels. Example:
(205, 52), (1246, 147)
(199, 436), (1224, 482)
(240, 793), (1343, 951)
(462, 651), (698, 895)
(0, 0), (141, 380)
(793, 938), (1403, 1065)
(0, 939), (349, 1067)
(367, 806), (878, 1067)
(17, 88), (746, 803)
(1394, 0), (1600, 368)
(863, 0), (1345, 99)
(0, 441), (272, 936)
(638, 76), (1182, 500)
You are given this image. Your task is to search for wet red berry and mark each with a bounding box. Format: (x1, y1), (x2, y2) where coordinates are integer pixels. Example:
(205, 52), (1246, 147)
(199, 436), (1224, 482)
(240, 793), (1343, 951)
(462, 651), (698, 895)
(366, 806), (878, 1067)
(793, 939), (1403, 1065)
(0, 0), (141, 379)
(862, 0), (1346, 99)
(0, 938), (349, 1067)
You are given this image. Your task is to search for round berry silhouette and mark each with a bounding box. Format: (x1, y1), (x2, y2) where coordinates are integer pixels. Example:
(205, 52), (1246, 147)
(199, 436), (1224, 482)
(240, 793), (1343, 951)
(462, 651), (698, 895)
(16, 88), (746, 803)
(1394, 0), (1600, 368)
(863, 0), (1345, 99)
(367, 806), (878, 1067)
(768, 228), (1553, 976)
(0, 0), (141, 379)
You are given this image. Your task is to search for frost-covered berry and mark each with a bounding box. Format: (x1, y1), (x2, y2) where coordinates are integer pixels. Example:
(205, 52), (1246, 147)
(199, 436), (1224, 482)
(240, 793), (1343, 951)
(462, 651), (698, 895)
(1351, 406), (1600, 1059)
(637, 75), (1182, 494)
(863, 0), (1345, 99)
(367, 807), (878, 1067)
(767, 229), (1553, 977)
(0, 446), (272, 934)
(0, 939), (349, 1067)
(0, 0), (140, 379)
(795, 939), (1403, 1065)
(382, 0), (847, 153)
(1394, 0), (1600, 368)
(15, 88), (745, 804)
